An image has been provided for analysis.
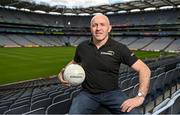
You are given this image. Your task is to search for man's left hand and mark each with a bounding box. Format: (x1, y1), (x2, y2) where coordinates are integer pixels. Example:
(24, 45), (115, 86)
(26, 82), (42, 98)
(120, 96), (145, 112)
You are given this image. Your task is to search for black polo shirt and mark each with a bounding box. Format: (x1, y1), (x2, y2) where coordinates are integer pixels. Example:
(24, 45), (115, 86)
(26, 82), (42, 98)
(74, 38), (138, 93)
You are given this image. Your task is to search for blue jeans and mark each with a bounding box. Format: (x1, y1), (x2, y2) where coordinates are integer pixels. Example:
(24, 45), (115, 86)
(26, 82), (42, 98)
(69, 89), (141, 114)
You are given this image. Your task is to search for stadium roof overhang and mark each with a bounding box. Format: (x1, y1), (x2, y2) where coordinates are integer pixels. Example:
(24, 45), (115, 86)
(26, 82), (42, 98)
(0, 0), (180, 15)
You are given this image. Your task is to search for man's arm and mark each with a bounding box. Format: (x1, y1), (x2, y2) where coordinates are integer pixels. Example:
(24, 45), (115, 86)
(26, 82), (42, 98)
(132, 59), (151, 97)
(58, 60), (77, 87)
(121, 59), (151, 112)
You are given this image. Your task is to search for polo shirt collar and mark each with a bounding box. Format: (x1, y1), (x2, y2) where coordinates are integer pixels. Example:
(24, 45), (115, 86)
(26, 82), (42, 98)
(88, 37), (112, 47)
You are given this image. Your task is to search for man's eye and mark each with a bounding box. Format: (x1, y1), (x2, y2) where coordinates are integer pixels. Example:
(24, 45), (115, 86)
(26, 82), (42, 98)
(101, 23), (105, 26)
(92, 24), (97, 27)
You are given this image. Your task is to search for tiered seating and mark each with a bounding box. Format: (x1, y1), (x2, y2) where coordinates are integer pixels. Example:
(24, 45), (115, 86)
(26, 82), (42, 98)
(0, 34), (66, 47)
(0, 34), (20, 47)
(6, 34), (35, 47)
(0, 56), (180, 114)
(0, 78), (81, 114)
(0, 7), (179, 52)
(165, 38), (180, 52)
(71, 36), (89, 46)
(128, 37), (154, 50)
(117, 56), (180, 113)
(143, 37), (174, 51)
(118, 37), (137, 46)
(0, 7), (179, 27)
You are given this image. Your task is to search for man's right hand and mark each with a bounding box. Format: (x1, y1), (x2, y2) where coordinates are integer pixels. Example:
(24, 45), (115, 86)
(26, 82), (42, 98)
(58, 69), (70, 87)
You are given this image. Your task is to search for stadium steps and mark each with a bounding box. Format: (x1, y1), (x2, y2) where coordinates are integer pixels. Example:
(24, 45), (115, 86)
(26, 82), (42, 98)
(23, 37), (40, 46)
(6, 36), (22, 47)
(140, 38), (157, 50)
(163, 38), (176, 51)
(23, 37), (38, 46)
(127, 38), (138, 46)
(38, 37), (54, 46)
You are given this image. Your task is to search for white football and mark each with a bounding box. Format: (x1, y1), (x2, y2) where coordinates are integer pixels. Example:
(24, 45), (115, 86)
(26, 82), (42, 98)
(64, 64), (85, 86)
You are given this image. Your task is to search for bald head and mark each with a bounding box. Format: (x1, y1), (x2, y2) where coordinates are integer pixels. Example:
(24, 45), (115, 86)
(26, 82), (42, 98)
(90, 13), (112, 44)
(90, 13), (110, 26)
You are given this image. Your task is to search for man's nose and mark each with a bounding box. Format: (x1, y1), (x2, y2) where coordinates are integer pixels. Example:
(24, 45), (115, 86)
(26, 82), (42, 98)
(96, 25), (101, 30)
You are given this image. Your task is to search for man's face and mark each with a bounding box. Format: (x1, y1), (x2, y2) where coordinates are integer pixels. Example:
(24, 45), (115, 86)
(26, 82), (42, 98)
(90, 15), (111, 41)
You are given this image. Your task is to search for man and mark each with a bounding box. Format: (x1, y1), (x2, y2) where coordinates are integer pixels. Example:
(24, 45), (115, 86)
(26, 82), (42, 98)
(58, 14), (151, 114)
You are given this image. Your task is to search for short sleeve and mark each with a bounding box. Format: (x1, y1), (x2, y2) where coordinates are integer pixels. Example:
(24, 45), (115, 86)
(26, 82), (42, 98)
(119, 45), (138, 67)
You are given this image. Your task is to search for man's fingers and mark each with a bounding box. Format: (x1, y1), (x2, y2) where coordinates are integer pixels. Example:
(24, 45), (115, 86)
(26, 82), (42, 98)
(127, 106), (134, 112)
(120, 100), (127, 108)
(120, 97), (144, 113)
(121, 101), (130, 112)
(58, 72), (70, 86)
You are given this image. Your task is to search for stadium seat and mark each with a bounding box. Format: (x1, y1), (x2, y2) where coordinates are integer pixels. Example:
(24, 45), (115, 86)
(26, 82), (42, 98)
(0, 106), (9, 114)
(152, 93), (180, 114)
(70, 89), (81, 98)
(171, 89), (180, 98)
(152, 98), (170, 113)
(154, 72), (166, 100)
(164, 69), (176, 96)
(15, 96), (31, 103)
(152, 98), (173, 115)
(31, 98), (52, 111)
(46, 98), (72, 114)
(10, 100), (30, 109)
(120, 78), (131, 90)
(52, 92), (70, 103)
(122, 86), (134, 98)
(22, 107), (45, 115)
(49, 90), (63, 98)
(32, 94), (49, 103)
(170, 93), (180, 114)
(0, 101), (13, 108)
(130, 75), (139, 86)
(3, 104), (30, 114)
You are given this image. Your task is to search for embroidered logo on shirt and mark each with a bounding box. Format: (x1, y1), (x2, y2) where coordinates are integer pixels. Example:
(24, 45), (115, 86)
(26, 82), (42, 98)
(100, 50), (115, 56)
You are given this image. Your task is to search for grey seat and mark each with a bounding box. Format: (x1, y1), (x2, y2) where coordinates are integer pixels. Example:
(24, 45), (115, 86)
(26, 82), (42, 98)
(52, 92), (70, 103)
(171, 89), (180, 98)
(155, 72), (166, 99)
(46, 98), (72, 114)
(152, 99), (173, 115)
(130, 75), (138, 86)
(22, 107), (45, 115)
(120, 78), (131, 90)
(32, 94), (48, 103)
(170, 93), (180, 114)
(4, 104), (30, 114)
(10, 100), (30, 109)
(152, 98), (170, 113)
(0, 106), (8, 114)
(122, 86), (134, 98)
(31, 98), (52, 110)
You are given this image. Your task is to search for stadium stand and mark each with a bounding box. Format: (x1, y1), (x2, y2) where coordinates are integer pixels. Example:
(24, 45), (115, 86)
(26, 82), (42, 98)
(142, 37), (175, 51)
(0, 7), (179, 52)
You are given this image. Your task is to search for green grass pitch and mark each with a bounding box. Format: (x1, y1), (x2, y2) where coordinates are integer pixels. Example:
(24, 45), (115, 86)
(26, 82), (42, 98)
(0, 47), (75, 85)
(0, 47), (171, 85)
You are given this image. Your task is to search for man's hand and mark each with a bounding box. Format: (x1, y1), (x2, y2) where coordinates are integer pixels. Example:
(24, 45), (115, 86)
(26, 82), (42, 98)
(58, 69), (70, 87)
(120, 96), (144, 112)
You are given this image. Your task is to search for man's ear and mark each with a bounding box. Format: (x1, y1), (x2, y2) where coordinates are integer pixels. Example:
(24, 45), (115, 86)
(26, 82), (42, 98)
(108, 25), (112, 32)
